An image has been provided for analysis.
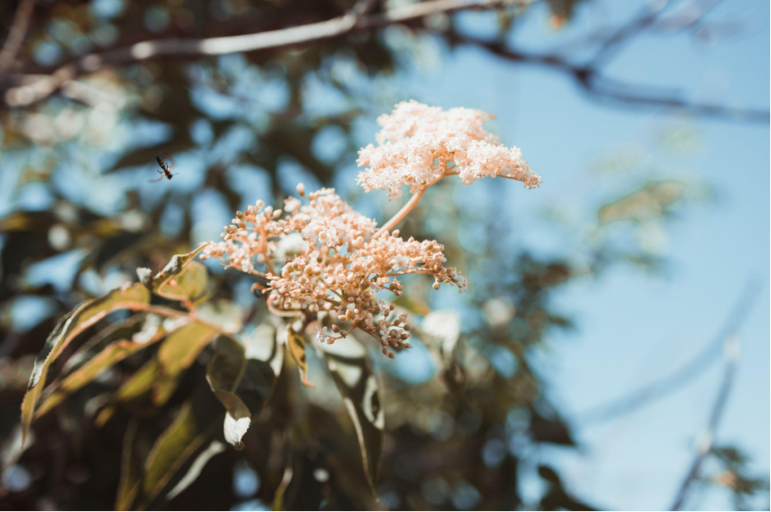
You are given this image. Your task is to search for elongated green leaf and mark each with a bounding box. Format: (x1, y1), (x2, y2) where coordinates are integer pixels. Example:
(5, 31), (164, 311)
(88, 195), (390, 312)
(60, 314), (147, 374)
(118, 359), (161, 402)
(21, 283), (150, 446)
(287, 325), (313, 388)
(141, 245), (208, 298)
(153, 322), (219, 405)
(206, 327), (283, 449)
(316, 336), (383, 494)
(116, 420), (142, 511)
(139, 393), (221, 509)
(95, 359), (160, 428)
(36, 316), (167, 418)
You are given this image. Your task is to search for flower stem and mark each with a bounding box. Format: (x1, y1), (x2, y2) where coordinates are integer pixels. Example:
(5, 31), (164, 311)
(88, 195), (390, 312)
(375, 171), (458, 238)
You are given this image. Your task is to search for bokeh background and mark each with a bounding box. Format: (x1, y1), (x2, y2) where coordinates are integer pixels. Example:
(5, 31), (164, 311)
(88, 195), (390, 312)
(0, 0), (768, 510)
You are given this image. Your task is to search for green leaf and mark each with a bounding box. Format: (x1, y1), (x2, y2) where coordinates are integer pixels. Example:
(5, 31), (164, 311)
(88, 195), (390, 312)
(153, 322), (219, 405)
(116, 420), (142, 511)
(206, 326), (283, 449)
(36, 316), (167, 418)
(95, 359), (160, 428)
(316, 335), (383, 494)
(598, 180), (688, 225)
(155, 261), (209, 303)
(144, 245), (208, 296)
(20, 283), (151, 446)
(287, 325), (314, 388)
(118, 359), (161, 402)
(139, 393), (221, 509)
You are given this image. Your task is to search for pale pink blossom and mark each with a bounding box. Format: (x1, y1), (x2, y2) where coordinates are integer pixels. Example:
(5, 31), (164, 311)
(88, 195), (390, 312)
(357, 100), (541, 199)
(202, 186), (466, 357)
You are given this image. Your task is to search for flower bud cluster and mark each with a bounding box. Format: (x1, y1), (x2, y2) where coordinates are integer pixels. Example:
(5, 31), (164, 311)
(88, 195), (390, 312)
(357, 100), (542, 199)
(203, 186), (466, 357)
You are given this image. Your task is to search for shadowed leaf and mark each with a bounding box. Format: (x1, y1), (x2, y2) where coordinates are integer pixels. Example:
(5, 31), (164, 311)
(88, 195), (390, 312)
(154, 322), (220, 405)
(166, 440), (226, 500)
(36, 316), (167, 418)
(139, 392), (222, 509)
(316, 335), (383, 494)
(116, 420), (142, 511)
(206, 326), (283, 449)
(20, 283), (150, 446)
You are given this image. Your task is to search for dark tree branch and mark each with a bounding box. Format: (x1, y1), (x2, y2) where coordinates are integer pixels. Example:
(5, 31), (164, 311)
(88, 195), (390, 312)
(0, 0), (36, 71)
(1, 0), (768, 124)
(455, 33), (770, 123)
(670, 333), (743, 510)
(0, 0), (524, 107)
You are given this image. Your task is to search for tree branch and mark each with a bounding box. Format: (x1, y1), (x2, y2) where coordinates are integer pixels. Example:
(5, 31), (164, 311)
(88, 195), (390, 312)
(454, 33), (770, 123)
(670, 332), (742, 510)
(0, 0), (36, 71)
(1, 0), (525, 107)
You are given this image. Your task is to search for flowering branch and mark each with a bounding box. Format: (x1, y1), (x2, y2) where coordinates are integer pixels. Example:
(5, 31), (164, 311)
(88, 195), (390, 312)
(202, 101), (538, 358)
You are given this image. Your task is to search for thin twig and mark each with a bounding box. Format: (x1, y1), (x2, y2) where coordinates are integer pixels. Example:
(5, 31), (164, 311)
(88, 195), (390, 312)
(0, 0), (35, 71)
(670, 332), (742, 510)
(576, 279), (761, 425)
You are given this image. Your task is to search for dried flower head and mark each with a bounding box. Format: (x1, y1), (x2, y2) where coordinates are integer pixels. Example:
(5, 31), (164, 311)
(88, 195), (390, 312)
(357, 100), (542, 199)
(202, 186), (466, 356)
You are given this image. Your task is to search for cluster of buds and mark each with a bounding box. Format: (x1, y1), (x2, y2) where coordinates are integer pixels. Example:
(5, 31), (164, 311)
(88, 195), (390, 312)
(203, 186), (466, 357)
(357, 100), (542, 199)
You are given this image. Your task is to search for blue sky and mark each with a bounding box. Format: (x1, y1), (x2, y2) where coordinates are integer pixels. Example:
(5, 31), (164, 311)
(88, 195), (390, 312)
(387, 1), (769, 509)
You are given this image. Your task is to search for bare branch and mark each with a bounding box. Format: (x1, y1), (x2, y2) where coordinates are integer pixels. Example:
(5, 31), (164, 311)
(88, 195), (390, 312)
(670, 331), (745, 510)
(0, 0), (36, 71)
(454, 34), (770, 123)
(1, 0), (526, 107)
(575, 279), (761, 425)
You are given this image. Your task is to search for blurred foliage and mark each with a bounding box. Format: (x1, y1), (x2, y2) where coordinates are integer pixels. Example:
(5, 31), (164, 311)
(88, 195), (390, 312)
(695, 446), (770, 511)
(0, 0), (763, 511)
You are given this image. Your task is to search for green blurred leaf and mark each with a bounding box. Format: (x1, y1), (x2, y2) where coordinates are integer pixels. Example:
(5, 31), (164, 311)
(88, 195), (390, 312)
(155, 261), (209, 304)
(153, 322), (220, 405)
(598, 180), (689, 225)
(36, 315), (167, 418)
(20, 283), (150, 446)
(316, 335), (383, 494)
(142, 244), (209, 299)
(116, 420), (142, 511)
(139, 394), (221, 509)
(206, 328), (283, 449)
(95, 359), (160, 427)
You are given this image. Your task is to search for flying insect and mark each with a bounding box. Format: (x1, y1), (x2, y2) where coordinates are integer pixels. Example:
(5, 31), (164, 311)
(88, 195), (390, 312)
(149, 155), (177, 182)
